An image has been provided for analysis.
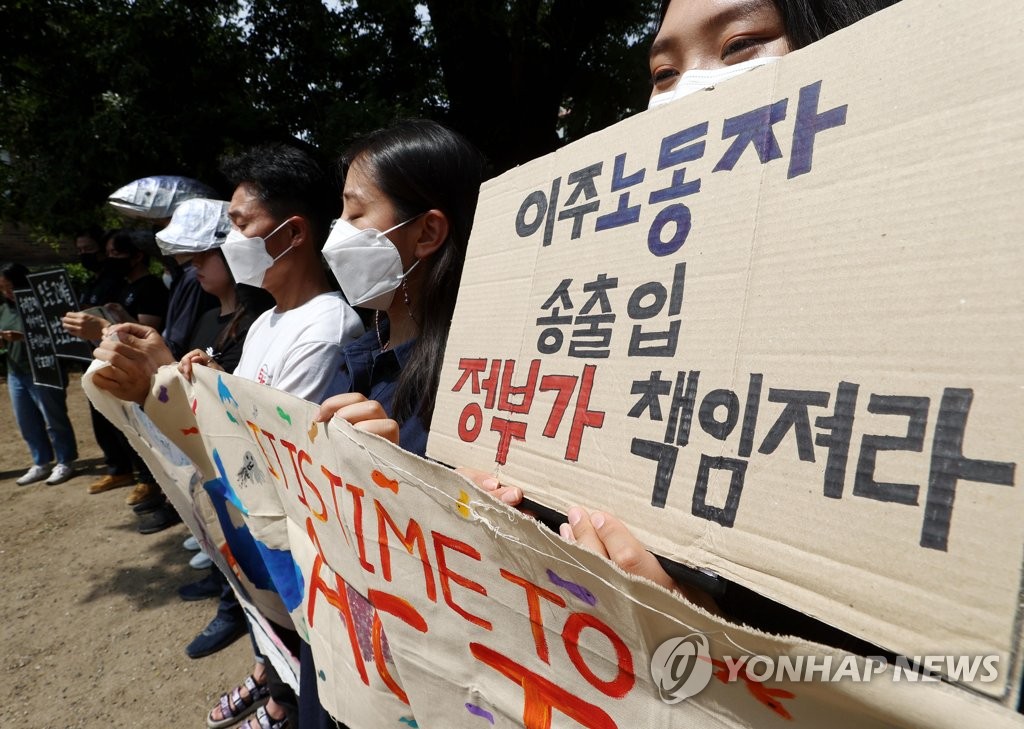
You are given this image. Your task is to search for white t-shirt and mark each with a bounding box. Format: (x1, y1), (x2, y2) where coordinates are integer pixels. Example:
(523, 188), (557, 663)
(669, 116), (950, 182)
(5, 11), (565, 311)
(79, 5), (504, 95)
(235, 291), (364, 403)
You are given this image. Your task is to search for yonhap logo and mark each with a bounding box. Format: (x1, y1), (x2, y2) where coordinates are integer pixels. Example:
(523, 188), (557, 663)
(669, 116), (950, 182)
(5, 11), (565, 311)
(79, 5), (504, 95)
(650, 633), (714, 703)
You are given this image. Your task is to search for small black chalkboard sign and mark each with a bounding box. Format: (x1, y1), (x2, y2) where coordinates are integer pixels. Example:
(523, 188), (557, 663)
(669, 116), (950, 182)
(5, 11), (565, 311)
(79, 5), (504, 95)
(12, 288), (64, 389)
(27, 269), (94, 361)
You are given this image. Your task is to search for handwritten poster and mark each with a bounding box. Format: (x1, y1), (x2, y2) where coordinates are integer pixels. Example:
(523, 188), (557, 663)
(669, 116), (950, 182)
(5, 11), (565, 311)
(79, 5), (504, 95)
(83, 363), (1018, 727)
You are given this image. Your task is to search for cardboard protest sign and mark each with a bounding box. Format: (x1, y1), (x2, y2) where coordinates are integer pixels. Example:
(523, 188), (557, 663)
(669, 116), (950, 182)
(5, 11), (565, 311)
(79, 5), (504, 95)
(83, 364), (1022, 727)
(81, 362), (299, 686)
(26, 269), (94, 361)
(12, 288), (64, 389)
(427, 0), (1024, 703)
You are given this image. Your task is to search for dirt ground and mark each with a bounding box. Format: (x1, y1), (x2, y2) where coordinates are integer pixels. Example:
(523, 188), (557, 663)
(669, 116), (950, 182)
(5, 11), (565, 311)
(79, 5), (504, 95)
(1, 372), (252, 728)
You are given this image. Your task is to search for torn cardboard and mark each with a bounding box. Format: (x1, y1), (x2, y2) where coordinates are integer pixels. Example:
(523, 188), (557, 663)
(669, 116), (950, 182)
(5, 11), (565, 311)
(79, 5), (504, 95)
(87, 363), (1024, 727)
(428, 0), (1024, 703)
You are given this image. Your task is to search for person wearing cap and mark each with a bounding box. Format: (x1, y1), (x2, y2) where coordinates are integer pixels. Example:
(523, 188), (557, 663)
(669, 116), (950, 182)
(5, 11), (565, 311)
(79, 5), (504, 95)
(89, 202), (276, 532)
(154, 198), (266, 373)
(160, 218), (219, 363)
(89, 198), (278, 657)
(158, 198), (278, 657)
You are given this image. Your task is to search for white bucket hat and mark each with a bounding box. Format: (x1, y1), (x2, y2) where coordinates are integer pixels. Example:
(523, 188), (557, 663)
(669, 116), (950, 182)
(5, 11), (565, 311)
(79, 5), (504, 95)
(155, 198), (230, 255)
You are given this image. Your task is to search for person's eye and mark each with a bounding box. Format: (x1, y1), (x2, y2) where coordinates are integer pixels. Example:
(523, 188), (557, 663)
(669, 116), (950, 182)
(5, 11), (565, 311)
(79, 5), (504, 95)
(651, 65), (680, 89)
(721, 36), (766, 60)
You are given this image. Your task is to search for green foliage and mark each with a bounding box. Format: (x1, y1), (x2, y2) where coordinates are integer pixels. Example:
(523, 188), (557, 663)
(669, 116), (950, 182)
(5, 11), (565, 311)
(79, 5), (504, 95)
(63, 262), (91, 288)
(0, 0), (660, 238)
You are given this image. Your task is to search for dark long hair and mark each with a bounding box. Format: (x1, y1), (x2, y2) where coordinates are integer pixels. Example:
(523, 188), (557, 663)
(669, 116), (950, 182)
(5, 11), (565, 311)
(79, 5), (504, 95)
(210, 249), (275, 356)
(657, 0), (901, 48)
(340, 120), (484, 428)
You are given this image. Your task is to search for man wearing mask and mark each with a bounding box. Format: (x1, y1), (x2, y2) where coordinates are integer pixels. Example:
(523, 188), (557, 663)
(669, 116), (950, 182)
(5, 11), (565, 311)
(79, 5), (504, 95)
(207, 143), (364, 402)
(66, 228), (142, 499)
(93, 142), (364, 728)
(75, 226), (126, 310)
(185, 146), (364, 726)
(64, 231), (170, 507)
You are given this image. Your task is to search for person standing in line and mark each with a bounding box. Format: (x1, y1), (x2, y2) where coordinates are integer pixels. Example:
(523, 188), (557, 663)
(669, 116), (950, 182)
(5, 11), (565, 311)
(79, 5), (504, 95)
(307, 118), (485, 729)
(1, 262), (78, 485)
(91, 197), (277, 657)
(161, 254), (219, 361)
(65, 227), (137, 495)
(63, 230), (169, 503)
(468, 0), (905, 606)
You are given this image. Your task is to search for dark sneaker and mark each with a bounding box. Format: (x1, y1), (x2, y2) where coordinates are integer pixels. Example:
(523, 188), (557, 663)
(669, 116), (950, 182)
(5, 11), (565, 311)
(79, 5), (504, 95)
(132, 492), (167, 514)
(178, 572), (222, 602)
(137, 504), (182, 534)
(186, 613), (247, 659)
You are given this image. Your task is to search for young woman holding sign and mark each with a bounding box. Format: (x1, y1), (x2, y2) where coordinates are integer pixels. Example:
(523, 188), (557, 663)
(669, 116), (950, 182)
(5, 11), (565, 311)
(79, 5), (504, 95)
(467, 0), (904, 606)
(312, 0), (907, 674)
(307, 119), (484, 728)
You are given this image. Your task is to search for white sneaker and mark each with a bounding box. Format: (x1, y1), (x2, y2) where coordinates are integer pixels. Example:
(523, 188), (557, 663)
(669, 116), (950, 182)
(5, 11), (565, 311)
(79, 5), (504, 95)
(46, 463), (75, 485)
(189, 551), (213, 570)
(16, 465), (50, 486)
(183, 535), (200, 551)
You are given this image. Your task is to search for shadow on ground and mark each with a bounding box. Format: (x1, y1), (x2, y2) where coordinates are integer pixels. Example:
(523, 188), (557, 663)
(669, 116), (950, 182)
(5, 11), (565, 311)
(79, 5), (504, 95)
(79, 521), (203, 612)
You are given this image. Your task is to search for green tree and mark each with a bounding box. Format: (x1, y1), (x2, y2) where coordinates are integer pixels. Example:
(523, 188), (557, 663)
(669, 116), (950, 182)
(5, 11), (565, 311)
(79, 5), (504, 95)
(0, 0), (659, 237)
(426, 0), (658, 170)
(0, 0), (286, 232)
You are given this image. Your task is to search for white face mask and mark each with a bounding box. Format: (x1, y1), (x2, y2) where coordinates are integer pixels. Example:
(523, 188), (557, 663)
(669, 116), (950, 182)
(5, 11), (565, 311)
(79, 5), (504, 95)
(648, 57), (781, 110)
(220, 219), (292, 288)
(162, 272), (173, 289)
(322, 216), (419, 310)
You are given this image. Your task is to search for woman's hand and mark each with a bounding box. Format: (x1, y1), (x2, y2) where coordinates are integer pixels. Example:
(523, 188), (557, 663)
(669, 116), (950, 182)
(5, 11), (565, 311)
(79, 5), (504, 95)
(0, 329), (24, 343)
(558, 506), (679, 591)
(91, 323), (175, 404)
(316, 392), (399, 444)
(560, 506), (716, 611)
(456, 469), (715, 608)
(455, 467), (524, 506)
(178, 349), (225, 379)
(61, 311), (109, 341)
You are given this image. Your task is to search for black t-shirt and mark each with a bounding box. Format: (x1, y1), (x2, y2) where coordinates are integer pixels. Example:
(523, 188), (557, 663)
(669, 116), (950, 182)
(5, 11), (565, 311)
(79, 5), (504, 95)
(163, 264), (218, 360)
(120, 274), (169, 322)
(80, 268), (127, 309)
(187, 308), (256, 374)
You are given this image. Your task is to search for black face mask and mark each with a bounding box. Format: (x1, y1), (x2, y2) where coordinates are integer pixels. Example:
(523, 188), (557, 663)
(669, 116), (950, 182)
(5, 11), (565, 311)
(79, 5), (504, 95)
(105, 258), (132, 278)
(79, 252), (103, 272)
